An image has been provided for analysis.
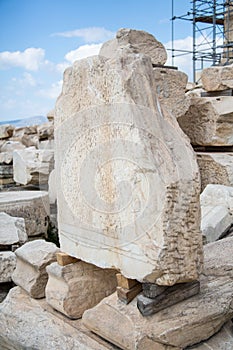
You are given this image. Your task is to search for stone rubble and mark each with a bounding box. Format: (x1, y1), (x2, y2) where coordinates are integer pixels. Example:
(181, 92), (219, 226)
(0, 212), (27, 246)
(201, 63), (233, 91)
(0, 251), (16, 283)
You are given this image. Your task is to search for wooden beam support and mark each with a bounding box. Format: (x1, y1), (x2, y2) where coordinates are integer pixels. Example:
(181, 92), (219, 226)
(137, 281), (200, 316)
(56, 252), (80, 266)
(116, 273), (138, 289)
(117, 284), (142, 304)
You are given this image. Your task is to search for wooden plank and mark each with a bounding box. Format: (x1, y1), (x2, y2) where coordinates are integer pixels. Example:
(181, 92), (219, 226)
(117, 284), (142, 304)
(137, 281), (200, 316)
(116, 273), (138, 289)
(56, 252), (80, 266)
(152, 64), (178, 70)
(201, 89), (233, 97)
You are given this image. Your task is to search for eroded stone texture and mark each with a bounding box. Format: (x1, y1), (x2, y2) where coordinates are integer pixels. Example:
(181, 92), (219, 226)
(55, 49), (202, 285)
(201, 64), (233, 91)
(0, 125), (14, 139)
(0, 152), (13, 164)
(178, 96), (233, 146)
(1, 140), (25, 153)
(0, 191), (49, 236)
(0, 251), (16, 282)
(37, 122), (54, 140)
(13, 147), (54, 185)
(12, 240), (59, 298)
(46, 261), (117, 319)
(197, 152), (233, 191)
(83, 237), (233, 350)
(0, 287), (117, 350)
(201, 184), (233, 243)
(0, 212), (27, 246)
(153, 67), (190, 119)
(99, 28), (167, 65)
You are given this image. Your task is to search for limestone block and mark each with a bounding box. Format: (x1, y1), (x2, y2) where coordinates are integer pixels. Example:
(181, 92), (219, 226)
(47, 109), (55, 122)
(83, 237), (233, 350)
(12, 239), (59, 298)
(201, 64), (233, 91)
(0, 287), (118, 350)
(178, 96), (233, 146)
(0, 212), (27, 246)
(188, 321), (233, 349)
(55, 49), (202, 285)
(12, 126), (38, 148)
(0, 140), (25, 152)
(0, 191), (49, 236)
(48, 169), (57, 204)
(13, 147), (54, 185)
(0, 164), (13, 178)
(201, 184), (233, 243)
(0, 251), (16, 282)
(38, 139), (54, 150)
(197, 152), (233, 191)
(0, 124), (14, 139)
(153, 67), (190, 119)
(99, 28), (167, 65)
(0, 152), (13, 164)
(37, 122), (54, 140)
(46, 261), (117, 319)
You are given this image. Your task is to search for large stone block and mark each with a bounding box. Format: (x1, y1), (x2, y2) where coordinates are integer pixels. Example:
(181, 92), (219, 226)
(0, 164), (13, 178)
(201, 64), (233, 91)
(197, 152), (233, 191)
(46, 261), (117, 319)
(153, 67), (190, 119)
(0, 251), (16, 282)
(0, 212), (27, 246)
(13, 147), (54, 185)
(0, 140), (25, 152)
(37, 122), (54, 140)
(178, 96), (233, 146)
(83, 237), (233, 350)
(55, 48), (202, 285)
(0, 287), (117, 350)
(0, 152), (13, 164)
(0, 124), (14, 139)
(0, 191), (49, 236)
(201, 184), (233, 243)
(99, 28), (167, 65)
(12, 239), (59, 298)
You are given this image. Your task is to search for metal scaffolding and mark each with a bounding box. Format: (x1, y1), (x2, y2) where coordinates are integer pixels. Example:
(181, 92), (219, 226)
(171, 0), (233, 83)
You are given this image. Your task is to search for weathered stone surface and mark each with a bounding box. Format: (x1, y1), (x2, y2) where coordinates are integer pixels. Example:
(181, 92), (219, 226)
(201, 64), (233, 91)
(153, 67), (190, 119)
(37, 122), (54, 140)
(46, 260), (117, 319)
(0, 212), (27, 245)
(0, 164), (13, 178)
(48, 169), (56, 204)
(100, 28), (167, 65)
(83, 237), (233, 350)
(0, 124), (14, 139)
(38, 139), (54, 150)
(12, 126), (38, 148)
(0, 287), (117, 350)
(178, 96), (233, 146)
(0, 251), (16, 282)
(55, 49), (202, 285)
(12, 240), (58, 298)
(0, 191), (49, 236)
(13, 147), (54, 185)
(47, 109), (55, 122)
(0, 140), (25, 153)
(187, 321), (233, 349)
(197, 152), (233, 191)
(0, 152), (13, 164)
(201, 184), (233, 243)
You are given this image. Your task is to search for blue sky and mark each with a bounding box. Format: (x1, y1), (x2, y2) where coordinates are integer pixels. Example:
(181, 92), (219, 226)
(0, 0), (194, 122)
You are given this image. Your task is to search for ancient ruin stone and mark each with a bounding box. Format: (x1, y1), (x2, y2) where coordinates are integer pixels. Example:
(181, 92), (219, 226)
(0, 124), (14, 139)
(46, 261), (117, 319)
(55, 49), (202, 285)
(12, 239), (58, 298)
(0, 152), (13, 164)
(153, 67), (190, 119)
(197, 152), (233, 191)
(0, 251), (16, 283)
(47, 109), (55, 122)
(201, 64), (233, 91)
(178, 96), (233, 146)
(83, 237), (233, 350)
(0, 287), (117, 350)
(37, 122), (54, 140)
(99, 28), (167, 65)
(201, 184), (233, 243)
(13, 147), (54, 185)
(0, 191), (49, 236)
(1, 140), (25, 152)
(0, 212), (27, 246)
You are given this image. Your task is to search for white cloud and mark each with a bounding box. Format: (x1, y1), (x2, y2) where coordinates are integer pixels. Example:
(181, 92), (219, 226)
(52, 27), (115, 43)
(38, 80), (63, 99)
(0, 48), (45, 71)
(12, 72), (37, 87)
(65, 43), (102, 64)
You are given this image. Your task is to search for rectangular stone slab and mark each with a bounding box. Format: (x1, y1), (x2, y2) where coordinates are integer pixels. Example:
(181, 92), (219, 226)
(137, 281), (200, 316)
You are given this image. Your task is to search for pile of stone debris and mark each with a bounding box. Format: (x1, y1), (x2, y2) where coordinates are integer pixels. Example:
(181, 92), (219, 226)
(0, 29), (233, 350)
